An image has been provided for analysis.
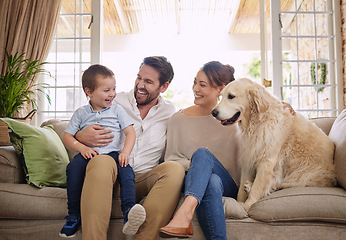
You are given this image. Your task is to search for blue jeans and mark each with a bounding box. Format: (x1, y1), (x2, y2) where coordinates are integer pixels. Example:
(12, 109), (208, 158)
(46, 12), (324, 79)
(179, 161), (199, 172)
(66, 151), (136, 221)
(185, 148), (238, 240)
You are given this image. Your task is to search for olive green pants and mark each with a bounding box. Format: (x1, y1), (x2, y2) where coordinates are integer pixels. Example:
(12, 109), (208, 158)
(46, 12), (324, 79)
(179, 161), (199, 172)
(81, 155), (185, 240)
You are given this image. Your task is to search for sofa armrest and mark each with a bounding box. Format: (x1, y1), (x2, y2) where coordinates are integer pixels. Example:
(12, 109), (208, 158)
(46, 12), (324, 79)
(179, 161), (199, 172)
(310, 117), (336, 135)
(0, 146), (25, 184)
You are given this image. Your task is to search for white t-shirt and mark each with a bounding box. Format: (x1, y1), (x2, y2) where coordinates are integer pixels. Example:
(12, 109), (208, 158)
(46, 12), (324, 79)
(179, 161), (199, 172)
(115, 89), (176, 173)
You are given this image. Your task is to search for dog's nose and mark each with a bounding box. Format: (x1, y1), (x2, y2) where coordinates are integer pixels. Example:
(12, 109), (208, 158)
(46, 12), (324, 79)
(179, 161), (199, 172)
(211, 109), (218, 118)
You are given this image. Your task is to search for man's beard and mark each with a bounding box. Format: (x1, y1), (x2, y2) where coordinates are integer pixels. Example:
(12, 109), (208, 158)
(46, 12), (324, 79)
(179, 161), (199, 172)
(134, 85), (161, 106)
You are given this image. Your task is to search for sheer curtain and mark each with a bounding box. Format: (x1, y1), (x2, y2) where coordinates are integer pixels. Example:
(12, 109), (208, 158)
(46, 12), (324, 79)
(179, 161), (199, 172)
(0, 0), (61, 117)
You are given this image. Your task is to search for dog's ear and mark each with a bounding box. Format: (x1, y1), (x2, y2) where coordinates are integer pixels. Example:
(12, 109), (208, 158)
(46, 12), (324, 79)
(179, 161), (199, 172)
(248, 87), (269, 113)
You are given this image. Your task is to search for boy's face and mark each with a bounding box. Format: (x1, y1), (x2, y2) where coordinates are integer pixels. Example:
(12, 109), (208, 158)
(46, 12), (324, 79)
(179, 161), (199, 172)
(85, 76), (116, 111)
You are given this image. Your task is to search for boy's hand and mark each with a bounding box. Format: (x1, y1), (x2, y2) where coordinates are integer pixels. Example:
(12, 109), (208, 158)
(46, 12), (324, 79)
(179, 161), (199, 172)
(118, 152), (130, 167)
(80, 146), (99, 159)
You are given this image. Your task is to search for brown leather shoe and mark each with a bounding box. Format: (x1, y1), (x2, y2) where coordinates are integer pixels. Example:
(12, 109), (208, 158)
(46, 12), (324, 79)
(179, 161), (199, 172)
(159, 223), (194, 238)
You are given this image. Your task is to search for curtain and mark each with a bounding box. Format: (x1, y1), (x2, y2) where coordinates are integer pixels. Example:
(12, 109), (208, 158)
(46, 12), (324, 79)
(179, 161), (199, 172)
(0, 0), (61, 74)
(0, 0), (61, 118)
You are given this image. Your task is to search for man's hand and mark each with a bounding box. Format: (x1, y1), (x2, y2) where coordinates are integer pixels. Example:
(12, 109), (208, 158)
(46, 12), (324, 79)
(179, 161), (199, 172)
(75, 125), (114, 147)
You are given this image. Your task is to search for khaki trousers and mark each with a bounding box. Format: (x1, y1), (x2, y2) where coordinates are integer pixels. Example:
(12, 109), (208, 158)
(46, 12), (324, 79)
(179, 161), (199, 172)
(81, 155), (185, 240)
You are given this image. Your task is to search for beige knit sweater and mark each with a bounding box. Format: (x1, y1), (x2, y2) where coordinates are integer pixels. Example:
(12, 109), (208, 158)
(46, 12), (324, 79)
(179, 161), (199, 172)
(164, 110), (241, 185)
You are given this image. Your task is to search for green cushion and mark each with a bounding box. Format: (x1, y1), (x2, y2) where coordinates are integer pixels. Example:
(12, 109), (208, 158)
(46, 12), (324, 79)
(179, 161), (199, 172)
(1, 118), (69, 188)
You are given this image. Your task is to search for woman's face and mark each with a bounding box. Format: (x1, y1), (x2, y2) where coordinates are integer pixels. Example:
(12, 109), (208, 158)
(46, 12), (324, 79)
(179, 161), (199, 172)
(193, 70), (223, 108)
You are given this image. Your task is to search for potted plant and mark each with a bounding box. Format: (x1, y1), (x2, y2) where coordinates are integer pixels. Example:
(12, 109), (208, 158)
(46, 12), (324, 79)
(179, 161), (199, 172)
(0, 51), (51, 118)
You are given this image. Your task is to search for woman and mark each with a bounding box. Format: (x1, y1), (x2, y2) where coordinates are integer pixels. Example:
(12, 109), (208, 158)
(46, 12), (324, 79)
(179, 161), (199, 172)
(160, 61), (239, 240)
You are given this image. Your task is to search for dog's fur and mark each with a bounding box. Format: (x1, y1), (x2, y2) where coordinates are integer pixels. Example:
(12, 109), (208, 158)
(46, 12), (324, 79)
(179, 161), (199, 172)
(212, 78), (336, 212)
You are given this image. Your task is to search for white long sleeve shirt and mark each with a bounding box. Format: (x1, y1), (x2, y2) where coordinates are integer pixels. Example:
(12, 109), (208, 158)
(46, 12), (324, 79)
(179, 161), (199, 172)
(115, 89), (176, 173)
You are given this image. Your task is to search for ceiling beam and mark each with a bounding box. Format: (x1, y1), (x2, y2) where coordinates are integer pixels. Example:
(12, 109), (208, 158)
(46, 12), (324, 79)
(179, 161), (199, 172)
(113, 0), (131, 34)
(228, 0), (242, 33)
(175, 0), (181, 34)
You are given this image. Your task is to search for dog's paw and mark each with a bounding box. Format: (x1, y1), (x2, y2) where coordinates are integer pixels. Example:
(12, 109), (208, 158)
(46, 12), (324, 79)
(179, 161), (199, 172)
(237, 189), (247, 202)
(244, 180), (253, 193)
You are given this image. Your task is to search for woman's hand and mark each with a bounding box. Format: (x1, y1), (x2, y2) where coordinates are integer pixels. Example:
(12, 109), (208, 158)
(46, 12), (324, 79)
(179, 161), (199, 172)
(281, 102), (296, 116)
(75, 125), (114, 147)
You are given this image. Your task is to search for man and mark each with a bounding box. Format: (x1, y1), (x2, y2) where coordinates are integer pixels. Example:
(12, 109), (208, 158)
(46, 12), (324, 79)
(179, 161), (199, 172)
(75, 56), (185, 240)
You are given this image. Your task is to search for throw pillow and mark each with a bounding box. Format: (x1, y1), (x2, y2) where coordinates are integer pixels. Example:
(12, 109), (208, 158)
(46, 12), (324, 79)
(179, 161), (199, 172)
(0, 118), (69, 188)
(328, 109), (346, 189)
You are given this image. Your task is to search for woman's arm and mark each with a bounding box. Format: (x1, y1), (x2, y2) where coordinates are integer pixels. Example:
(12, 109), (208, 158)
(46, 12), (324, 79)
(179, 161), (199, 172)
(164, 114), (191, 171)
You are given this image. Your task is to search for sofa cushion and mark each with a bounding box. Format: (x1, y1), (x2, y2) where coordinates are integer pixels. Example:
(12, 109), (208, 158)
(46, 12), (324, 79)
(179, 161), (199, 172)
(40, 119), (78, 161)
(328, 109), (346, 189)
(248, 187), (346, 224)
(0, 183), (68, 219)
(223, 197), (248, 219)
(0, 118), (69, 188)
(0, 183), (123, 220)
(309, 117), (336, 135)
(0, 146), (25, 184)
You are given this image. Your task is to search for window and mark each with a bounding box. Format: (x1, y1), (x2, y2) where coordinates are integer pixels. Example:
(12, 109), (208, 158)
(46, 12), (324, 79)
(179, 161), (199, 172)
(271, 0), (342, 118)
(37, 0), (92, 124)
(38, 0), (343, 123)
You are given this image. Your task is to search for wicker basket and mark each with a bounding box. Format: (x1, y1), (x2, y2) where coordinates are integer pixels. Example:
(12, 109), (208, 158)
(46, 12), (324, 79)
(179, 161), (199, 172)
(0, 109), (37, 146)
(0, 120), (11, 146)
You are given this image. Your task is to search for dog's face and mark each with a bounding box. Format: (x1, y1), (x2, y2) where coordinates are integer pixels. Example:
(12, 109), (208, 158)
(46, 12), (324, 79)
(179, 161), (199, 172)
(212, 78), (249, 125)
(212, 78), (267, 126)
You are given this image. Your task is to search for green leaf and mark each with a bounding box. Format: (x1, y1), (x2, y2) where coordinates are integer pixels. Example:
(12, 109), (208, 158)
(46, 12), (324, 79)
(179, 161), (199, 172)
(0, 50), (53, 117)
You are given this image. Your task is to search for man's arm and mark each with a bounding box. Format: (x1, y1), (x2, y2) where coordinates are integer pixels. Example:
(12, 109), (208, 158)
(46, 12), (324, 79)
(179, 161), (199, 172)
(75, 124), (114, 147)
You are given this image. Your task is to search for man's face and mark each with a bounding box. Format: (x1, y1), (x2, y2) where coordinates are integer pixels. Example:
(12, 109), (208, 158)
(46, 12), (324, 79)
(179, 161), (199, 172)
(134, 64), (167, 106)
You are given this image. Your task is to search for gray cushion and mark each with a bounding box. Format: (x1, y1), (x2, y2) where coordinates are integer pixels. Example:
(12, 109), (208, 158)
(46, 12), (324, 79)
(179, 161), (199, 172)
(0, 146), (25, 184)
(0, 183), (123, 219)
(310, 117), (336, 135)
(223, 197), (248, 219)
(0, 183), (67, 219)
(248, 187), (346, 224)
(328, 109), (346, 189)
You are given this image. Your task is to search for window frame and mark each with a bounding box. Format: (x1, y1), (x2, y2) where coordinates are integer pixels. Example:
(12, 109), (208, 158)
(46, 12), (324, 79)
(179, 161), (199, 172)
(37, 0), (94, 125)
(270, 0), (343, 117)
(38, 0), (344, 124)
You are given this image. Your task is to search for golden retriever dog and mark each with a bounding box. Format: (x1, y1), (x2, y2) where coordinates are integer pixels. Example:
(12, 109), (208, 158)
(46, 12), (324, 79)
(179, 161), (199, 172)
(211, 78), (336, 212)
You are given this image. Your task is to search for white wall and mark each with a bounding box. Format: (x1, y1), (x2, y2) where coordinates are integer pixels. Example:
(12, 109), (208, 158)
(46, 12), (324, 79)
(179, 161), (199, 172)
(102, 33), (263, 108)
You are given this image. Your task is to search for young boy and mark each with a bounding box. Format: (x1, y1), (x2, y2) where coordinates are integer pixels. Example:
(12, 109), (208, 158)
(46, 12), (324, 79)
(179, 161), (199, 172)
(59, 64), (145, 238)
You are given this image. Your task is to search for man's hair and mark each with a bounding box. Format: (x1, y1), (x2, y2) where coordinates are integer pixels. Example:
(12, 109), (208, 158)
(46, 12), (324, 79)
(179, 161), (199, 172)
(82, 64), (114, 93)
(140, 56), (174, 86)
